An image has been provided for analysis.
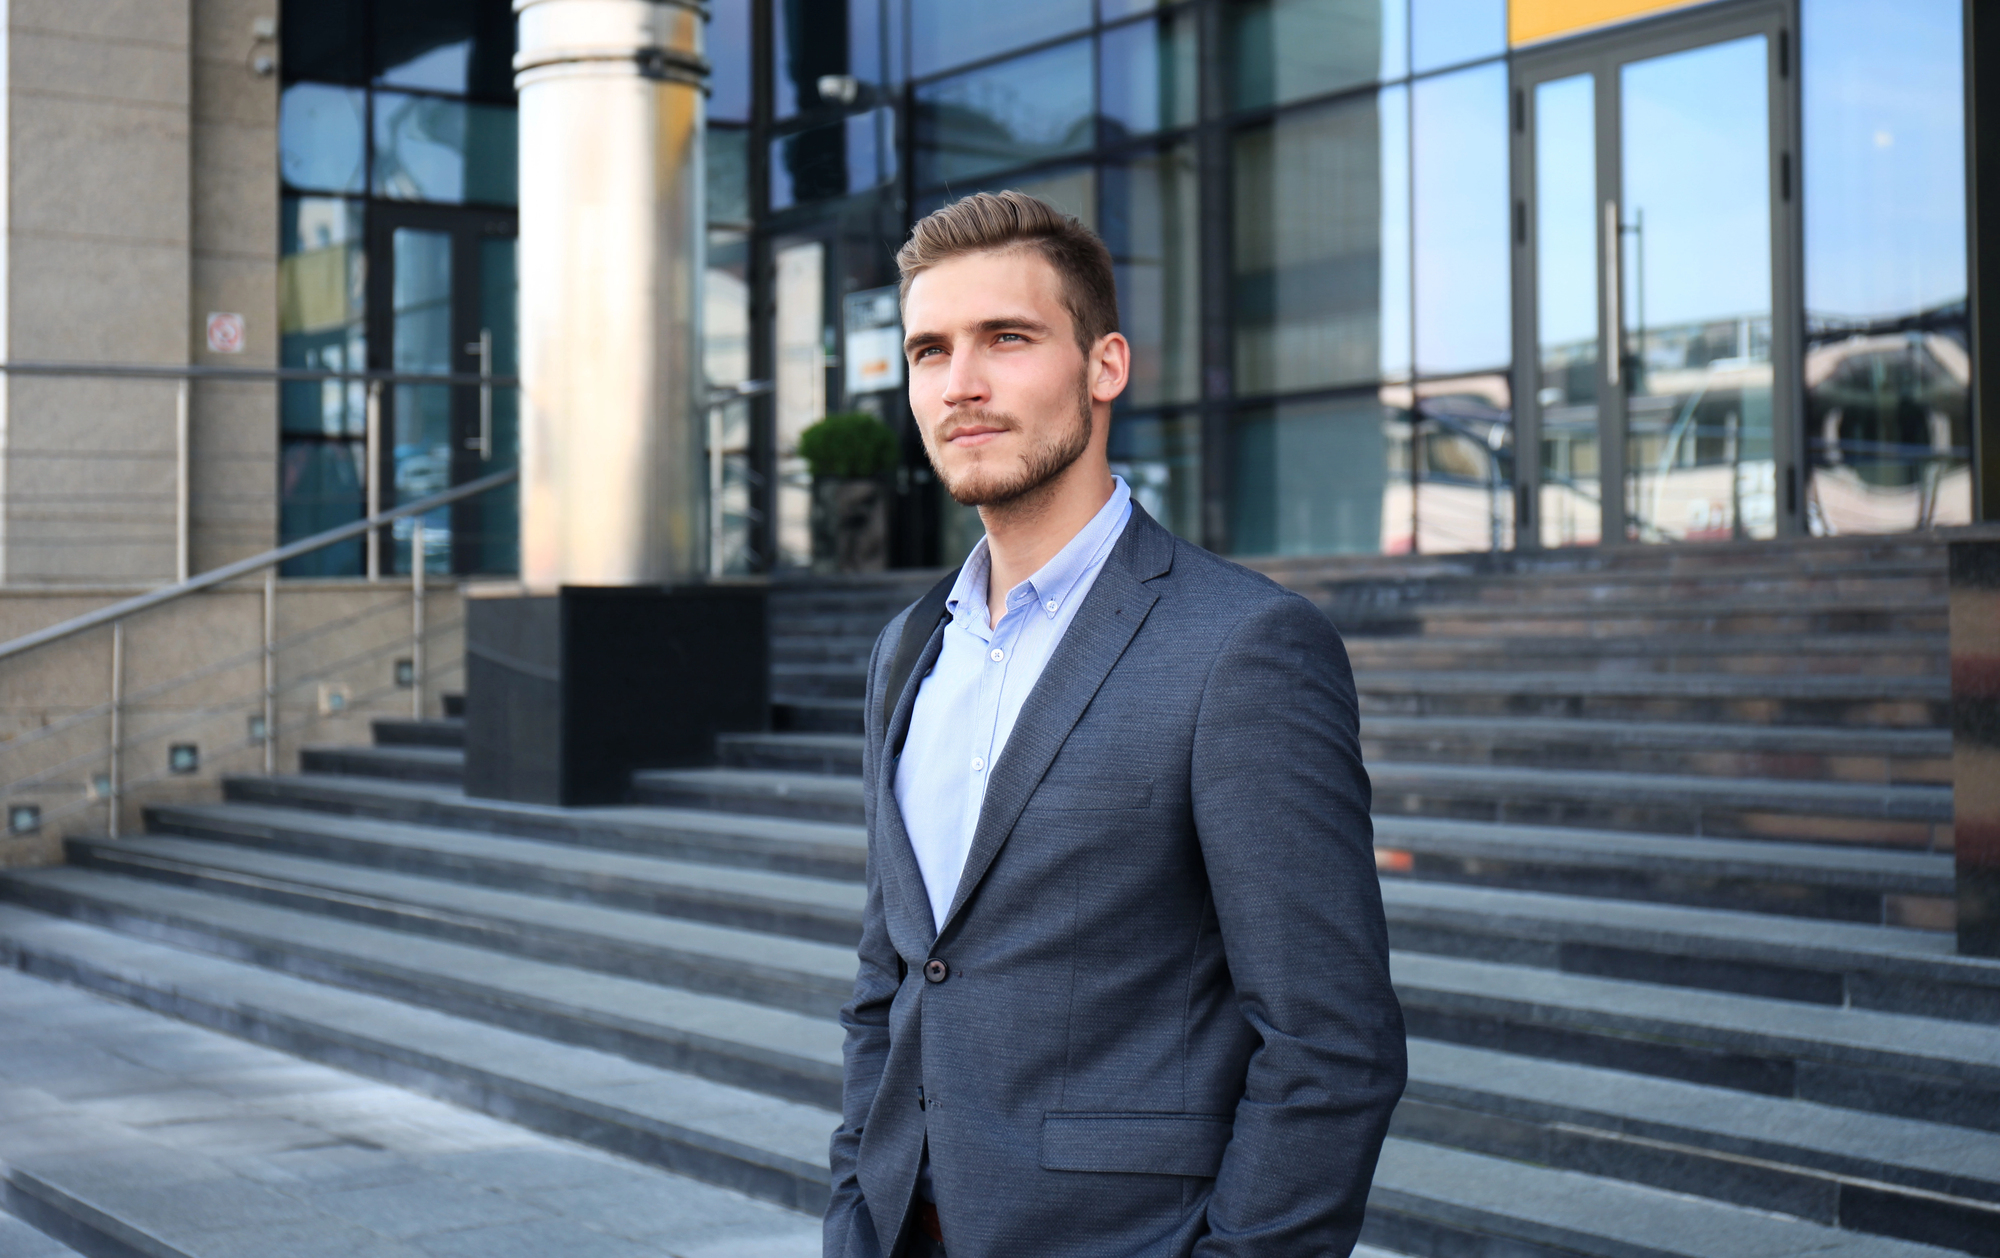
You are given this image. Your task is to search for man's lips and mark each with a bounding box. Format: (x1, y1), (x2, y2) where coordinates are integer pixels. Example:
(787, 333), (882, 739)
(943, 424), (1008, 446)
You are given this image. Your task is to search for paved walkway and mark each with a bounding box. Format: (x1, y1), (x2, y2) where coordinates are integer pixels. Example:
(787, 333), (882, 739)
(0, 968), (820, 1258)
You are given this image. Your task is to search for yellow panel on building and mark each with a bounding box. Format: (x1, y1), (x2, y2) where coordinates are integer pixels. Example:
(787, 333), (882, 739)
(1510, 0), (1709, 46)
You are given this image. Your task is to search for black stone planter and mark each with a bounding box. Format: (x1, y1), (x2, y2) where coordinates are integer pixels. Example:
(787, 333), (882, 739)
(810, 477), (889, 573)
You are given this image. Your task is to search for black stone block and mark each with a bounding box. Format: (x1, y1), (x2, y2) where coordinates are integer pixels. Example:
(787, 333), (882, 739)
(463, 586), (768, 807)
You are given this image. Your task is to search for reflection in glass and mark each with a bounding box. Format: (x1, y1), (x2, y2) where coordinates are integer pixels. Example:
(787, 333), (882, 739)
(470, 237), (520, 573)
(280, 197), (368, 437)
(372, 91), (518, 205)
(914, 41), (1094, 187)
(1230, 396), (1394, 555)
(1413, 62), (1510, 375)
(710, 0), (753, 122)
(1534, 73), (1600, 548)
(707, 231), (755, 573)
(283, 2), (365, 86)
(1100, 0), (1160, 18)
(1411, 377), (1514, 553)
(774, 0), (851, 120)
(916, 166), (1098, 228)
(1233, 88), (1409, 395)
(1621, 36), (1774, 543)
(774, 240), (826, 568)
(1411, 0), (1505, 74)
(1102, 145), (1199, 407)
(1229, 0), (1407, 111)
(709, 127), (750, 223)
(771, 109), (897, 210)
(910, 0), (1091, 78)
(392, 228), (455, 573)
(280, 84), (366, 193)
(1110, 411), (1201, 540)
(370, 0), (514, 97)
(1803, 0), (1969, 532)
(279, 443), (368, 577)
(1100, 12), (1197, 140)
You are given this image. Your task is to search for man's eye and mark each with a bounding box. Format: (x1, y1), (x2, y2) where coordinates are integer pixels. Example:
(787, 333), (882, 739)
(996, 333), (1024, 343)
(913, 346), (941, 360)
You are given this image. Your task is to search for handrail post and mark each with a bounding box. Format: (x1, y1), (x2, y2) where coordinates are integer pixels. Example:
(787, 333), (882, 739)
(411, 516), (426, 720)
(366, 379), (383, 581)
(175, 378), (191, 582)
(108, 622), (123, 839)
(263, 567), (277, 775)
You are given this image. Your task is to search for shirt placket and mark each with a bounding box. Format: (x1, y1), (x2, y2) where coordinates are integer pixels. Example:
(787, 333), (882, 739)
(966, 585), (1031, 835)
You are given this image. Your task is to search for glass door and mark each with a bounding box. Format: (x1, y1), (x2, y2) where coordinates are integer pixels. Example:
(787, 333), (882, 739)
(1513, 1), (1800, 547)
(368, 204), (519, 574)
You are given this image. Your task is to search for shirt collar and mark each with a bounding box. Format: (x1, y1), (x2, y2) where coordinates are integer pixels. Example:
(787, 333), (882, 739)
(948, 476), (1133, 627)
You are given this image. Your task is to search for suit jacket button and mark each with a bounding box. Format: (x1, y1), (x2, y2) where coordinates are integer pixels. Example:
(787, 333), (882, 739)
(923, 958), (948, 984)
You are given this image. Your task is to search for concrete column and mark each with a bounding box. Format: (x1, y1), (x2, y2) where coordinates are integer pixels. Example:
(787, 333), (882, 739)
(513, 0), (707, 589)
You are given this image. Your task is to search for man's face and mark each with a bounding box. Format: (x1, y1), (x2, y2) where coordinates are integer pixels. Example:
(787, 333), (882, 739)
(902, 249), (1099, 508)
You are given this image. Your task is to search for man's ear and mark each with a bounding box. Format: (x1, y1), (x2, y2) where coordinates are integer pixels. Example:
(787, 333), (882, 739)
(1091, 332), (1132, 403)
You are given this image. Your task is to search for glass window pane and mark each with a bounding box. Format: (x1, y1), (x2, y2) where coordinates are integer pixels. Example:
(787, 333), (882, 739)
(1534, 73), (1600, 548)
(709, 126), (750, 222)
(392, 228), (455, 571)
(1229, 395), (1399, 555)
(1100, 12), (1198, 141)
(1103, 144), (1200, 407)
(1413, 61), (1509, 374)
(1411, 0), (1504, 74)
(776, 0), (850, 120)
(774, 240), (826, 569)
(279, 440), (368, 576)
(1233, 87), (1410, 395)
(281, 84), (367, 193)
(1110, 411), (1202, 539)
(1229, 0), (1407, 112)
(1803, 0), (1970, 533)
(283, 0), (365, 85)
(710, 0), (752, 122)
(372, 91), (518, 204)
(280, 196), (368, 437)
(371, 0), (514, 98)
(914, 40), (1094, 187)
(1101, 0), (1161, 18)
(915, 166), (1098, 227)
(1413, 377), (1514, 553)
(473, 236), (520, 574)
(911, 0), (1091, 78)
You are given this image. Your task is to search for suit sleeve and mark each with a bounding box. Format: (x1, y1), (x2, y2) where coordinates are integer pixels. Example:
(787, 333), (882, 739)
(1189, 594), (1406, 1257)
(824, 622), (901, 1258)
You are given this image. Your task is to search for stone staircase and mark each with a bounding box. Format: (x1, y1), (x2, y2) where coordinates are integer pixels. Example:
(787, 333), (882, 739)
(2, 538), (1998, 1256)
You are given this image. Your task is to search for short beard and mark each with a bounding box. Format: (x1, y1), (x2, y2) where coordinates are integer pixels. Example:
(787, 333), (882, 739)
(931, 373), (1094, 510)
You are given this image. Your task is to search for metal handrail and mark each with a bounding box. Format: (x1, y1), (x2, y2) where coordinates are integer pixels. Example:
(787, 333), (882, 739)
(0, 466), (518, 664)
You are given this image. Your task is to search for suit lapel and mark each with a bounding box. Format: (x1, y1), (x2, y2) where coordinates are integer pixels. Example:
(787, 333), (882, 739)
(937, 506), (1174, 935)
(874, 614), (950, 948)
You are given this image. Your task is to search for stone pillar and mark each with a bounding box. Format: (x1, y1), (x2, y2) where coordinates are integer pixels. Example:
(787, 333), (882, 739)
(513, 0), (707, 587)
(1950, 540), (2000, 956)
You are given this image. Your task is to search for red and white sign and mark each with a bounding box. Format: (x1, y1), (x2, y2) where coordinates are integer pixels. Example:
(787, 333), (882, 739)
(205, 312), (245, 354)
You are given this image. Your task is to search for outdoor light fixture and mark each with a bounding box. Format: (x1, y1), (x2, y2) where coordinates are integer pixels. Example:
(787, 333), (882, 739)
(248, 715), (267, 742)
(319, 683), (350, 716)
(168, 744), (200, 775)
(91, 774), (111, 800)
(395, 658), (415, 688)
(817, 74), (862, 105)
(8, 804), (39, 834)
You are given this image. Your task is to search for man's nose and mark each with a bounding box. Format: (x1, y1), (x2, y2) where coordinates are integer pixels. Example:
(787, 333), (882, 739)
(940, 350), (987, 409)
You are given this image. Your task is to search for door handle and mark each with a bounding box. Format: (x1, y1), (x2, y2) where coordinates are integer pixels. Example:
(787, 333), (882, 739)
(1603, 200), (1620, 388)
(463, 328), (493, 460)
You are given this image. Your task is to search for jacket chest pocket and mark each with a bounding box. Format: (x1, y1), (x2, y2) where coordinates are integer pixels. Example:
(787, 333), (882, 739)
(1039, 1112), (1232, 1178)
(1028, 775), (1153, 812)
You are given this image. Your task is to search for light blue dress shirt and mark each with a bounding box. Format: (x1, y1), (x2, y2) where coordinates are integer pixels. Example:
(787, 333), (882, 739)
(894, 477), (1134, 932)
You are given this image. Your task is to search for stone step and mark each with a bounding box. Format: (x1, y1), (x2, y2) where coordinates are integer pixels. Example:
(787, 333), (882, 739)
(1368, 761), (1953, 848)
(0, 905), (839, 1214)
(629, 768), (866, 824)
(1372, 815), (1953, 927)
(1381, 879), (1998, 1022)
(1391, 949), (2000, 1133)
(1398, 1039), (2000, 1252)
(1359, 716), (1953, 784)
(1342, 631), (1948, 677)
(57, 833), (855, 1016)
(716, 732), (867, 776)
(0, 872), (845, 1108)
(368, 716), (466, 749)
(770, 633), (880, 667)
(1355, 669), (1950, 727)
(146, 802), (865, 943)
(768, 663), (866, 700)
(1386, 595), (1948, 639)
(767, 611), (909, 639)
(212, 776), (868, 880)
(299, 744), (464, 784)
(1363, 1138), (1968, 1258)
(771, 697), (865, 735)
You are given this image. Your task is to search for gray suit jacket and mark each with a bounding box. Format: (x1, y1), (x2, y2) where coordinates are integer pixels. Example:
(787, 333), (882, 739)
(826, 503), (1405, 1258)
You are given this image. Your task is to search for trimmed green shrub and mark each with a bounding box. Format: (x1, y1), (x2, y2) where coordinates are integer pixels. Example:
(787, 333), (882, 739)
(798, 411), (899, 479)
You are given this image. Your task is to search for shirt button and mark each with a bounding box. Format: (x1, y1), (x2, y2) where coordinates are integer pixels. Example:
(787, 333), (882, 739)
(1046, 600), (1058, 613)
(971, 756), (984, 772)
(989, 648), (1005, 662)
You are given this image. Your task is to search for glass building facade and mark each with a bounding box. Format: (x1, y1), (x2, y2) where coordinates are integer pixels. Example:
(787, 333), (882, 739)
(271, 0), (1974, 574)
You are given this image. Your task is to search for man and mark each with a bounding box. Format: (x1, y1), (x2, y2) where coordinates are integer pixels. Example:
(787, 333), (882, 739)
(826, 191), (1404, 1258)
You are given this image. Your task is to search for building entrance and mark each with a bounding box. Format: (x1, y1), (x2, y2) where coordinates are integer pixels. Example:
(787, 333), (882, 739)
(1514, 1), (1801, 548)
(367, 204), (519, 575)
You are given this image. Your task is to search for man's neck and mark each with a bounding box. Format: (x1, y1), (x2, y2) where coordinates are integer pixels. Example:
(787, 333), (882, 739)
(977, 462), (1116, 629)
